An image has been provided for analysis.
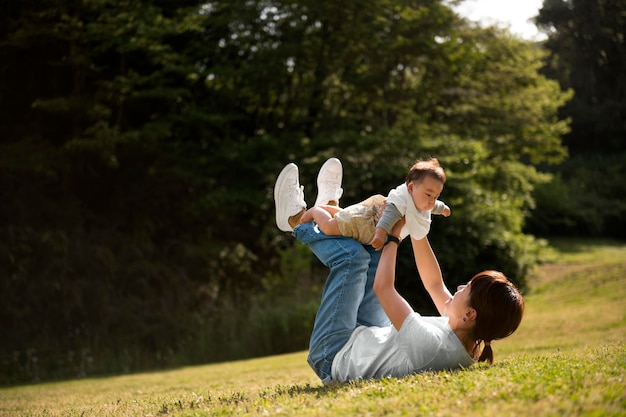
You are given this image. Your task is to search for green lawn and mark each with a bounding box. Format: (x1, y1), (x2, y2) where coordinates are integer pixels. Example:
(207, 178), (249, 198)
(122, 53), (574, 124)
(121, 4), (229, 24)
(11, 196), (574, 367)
(1, 238), (625, 417)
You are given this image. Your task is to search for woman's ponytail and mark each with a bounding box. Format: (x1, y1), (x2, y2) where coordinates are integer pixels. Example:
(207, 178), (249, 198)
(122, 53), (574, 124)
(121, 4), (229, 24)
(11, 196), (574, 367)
(477, 340), (493, 364)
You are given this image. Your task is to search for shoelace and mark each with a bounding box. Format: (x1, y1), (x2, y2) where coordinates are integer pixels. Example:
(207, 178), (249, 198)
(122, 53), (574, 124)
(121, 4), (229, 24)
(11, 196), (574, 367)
(297, 185), (306, 208)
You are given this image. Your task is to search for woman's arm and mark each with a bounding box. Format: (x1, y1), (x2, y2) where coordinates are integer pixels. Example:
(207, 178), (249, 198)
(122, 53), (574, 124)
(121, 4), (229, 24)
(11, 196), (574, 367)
(373, 221), (413, 330)
(410, 236), (453, 316)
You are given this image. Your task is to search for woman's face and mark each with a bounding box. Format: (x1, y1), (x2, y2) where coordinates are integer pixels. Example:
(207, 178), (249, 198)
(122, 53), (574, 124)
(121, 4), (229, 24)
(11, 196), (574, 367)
(408, 176), (444, 212)
(445, 282), (473, 320)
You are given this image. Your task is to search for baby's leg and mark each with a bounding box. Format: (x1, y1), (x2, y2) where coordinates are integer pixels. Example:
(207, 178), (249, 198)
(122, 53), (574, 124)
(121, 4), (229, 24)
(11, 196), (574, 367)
(300, 207), (342, 236)
(318, 204), (342, 216)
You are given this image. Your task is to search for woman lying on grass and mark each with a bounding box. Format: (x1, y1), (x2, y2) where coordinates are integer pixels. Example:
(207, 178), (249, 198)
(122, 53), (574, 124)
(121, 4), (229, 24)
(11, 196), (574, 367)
(274, 159), (525, 384)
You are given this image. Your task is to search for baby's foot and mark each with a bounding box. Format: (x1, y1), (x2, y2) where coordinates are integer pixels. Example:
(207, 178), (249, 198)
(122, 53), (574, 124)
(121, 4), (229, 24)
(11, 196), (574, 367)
(299, 209), (314, 224)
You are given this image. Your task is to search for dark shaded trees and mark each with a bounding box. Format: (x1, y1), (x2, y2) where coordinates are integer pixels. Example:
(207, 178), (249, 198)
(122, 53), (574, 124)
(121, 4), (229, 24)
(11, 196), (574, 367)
(525, 0), (626, 237)
(536, 0), (625, 153)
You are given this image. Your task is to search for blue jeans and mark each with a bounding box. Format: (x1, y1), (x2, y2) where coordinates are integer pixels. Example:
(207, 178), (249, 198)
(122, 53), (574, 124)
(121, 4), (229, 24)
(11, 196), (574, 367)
(293, 222), (390, 384)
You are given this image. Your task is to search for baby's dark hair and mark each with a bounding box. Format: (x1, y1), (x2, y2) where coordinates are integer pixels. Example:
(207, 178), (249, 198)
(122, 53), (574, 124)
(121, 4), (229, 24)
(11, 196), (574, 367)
(469, 270), (525, 364)
(405, 158), (446, 185)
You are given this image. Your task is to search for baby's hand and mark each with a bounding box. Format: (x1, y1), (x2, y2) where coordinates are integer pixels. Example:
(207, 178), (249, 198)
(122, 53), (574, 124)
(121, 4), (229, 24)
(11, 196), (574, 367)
(371, 235), (385, 251)
(371, 228), (388, 251)
(442, 205), (451, 217)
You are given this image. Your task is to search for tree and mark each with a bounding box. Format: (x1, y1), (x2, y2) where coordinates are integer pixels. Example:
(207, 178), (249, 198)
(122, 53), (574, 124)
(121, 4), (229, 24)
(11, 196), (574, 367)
(390, 27), (571, 304)
(523, 0), (626, 238)
(0, 0), (224, 381)
(536, 0), (626, 153)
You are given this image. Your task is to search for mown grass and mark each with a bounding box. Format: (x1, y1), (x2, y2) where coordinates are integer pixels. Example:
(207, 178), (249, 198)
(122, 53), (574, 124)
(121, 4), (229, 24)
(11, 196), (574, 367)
(1, 238), (625, 417)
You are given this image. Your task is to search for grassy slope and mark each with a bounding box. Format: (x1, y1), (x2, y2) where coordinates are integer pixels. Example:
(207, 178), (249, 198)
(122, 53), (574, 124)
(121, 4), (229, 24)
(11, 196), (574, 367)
(1, 239), (625, 416)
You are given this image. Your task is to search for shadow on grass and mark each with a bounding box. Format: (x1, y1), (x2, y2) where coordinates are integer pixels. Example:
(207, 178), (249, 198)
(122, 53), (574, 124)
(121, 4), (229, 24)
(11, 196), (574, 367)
(255, 366), (476, 400)
(257, 380), (357, 398)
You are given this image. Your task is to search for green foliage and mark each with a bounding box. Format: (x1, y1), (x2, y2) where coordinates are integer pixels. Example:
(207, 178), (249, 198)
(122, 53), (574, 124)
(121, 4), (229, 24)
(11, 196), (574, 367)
(527, 153), (626, 237)
(525, 0), (626, 239)
(536, 0), (626, 153)
(0, 0), (573, 382)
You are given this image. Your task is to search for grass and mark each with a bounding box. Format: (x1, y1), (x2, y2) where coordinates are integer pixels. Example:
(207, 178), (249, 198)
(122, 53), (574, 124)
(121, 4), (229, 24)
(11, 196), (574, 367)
(1, 238), (625, 416)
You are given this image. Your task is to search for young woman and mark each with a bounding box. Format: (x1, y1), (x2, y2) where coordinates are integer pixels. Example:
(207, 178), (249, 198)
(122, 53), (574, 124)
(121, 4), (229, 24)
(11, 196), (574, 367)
(274, 160), (524, 384)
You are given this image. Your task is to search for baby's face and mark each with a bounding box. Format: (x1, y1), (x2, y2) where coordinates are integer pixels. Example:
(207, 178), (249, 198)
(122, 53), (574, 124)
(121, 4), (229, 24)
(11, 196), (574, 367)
(408, 176), (444, 212)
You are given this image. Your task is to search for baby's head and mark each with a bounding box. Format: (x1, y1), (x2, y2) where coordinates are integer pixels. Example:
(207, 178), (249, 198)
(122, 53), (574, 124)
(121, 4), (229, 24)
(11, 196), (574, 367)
(405, 158), (446, 212)
(405, 158), (446, 185)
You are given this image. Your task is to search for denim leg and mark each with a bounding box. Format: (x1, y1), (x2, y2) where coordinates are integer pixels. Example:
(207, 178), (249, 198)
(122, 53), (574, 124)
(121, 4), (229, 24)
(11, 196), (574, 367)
(292, 223), (370, 384)
(356, 246), (391, 328)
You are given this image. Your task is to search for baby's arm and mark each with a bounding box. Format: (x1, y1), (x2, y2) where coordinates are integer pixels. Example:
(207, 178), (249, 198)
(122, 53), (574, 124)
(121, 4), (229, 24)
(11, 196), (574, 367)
(372, 203), (403, 250)
(432, 200), (451, 217)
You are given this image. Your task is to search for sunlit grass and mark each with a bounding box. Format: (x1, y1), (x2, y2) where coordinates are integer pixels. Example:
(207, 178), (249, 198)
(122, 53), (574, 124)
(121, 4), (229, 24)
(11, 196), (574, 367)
(1, 238), (625, 416)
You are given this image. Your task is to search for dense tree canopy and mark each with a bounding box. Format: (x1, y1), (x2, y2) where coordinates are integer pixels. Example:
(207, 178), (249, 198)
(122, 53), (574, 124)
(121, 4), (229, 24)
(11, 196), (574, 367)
(536, 0), (626, 153)
(524, 0), (626, 238)
(1, 0), (573, 383)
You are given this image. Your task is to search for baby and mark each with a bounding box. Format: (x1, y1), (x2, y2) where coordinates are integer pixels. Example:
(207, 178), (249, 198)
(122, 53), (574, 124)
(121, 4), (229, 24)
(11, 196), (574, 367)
(300, 158), (450, 249)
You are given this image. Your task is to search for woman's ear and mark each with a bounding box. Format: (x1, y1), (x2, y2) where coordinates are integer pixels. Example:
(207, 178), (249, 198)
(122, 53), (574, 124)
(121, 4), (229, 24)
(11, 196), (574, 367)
(465, 307), (477, 322)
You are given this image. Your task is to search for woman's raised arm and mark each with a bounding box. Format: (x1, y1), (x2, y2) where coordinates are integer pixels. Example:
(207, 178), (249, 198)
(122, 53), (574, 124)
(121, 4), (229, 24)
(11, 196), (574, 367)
(410, 236), (453, 316)
(373, 238), (413, 330)
(372, 218), (414, 330)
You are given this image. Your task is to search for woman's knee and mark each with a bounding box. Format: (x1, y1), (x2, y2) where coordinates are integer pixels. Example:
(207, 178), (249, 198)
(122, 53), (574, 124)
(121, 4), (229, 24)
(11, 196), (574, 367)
(296, 225), (370, 267)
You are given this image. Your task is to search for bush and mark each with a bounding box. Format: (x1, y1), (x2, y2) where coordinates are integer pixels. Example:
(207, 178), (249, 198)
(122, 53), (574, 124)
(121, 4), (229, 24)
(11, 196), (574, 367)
(526, 153), (626, 239)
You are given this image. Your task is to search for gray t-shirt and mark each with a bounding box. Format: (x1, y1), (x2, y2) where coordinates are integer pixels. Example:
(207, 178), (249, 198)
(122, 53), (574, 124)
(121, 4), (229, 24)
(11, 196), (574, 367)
(331, 313), (474, 382)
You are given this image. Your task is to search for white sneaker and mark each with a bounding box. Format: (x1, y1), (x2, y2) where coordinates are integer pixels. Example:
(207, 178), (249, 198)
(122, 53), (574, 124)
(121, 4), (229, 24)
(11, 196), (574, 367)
(274, 163), (307, 232)
(314, 158), (343, 206)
